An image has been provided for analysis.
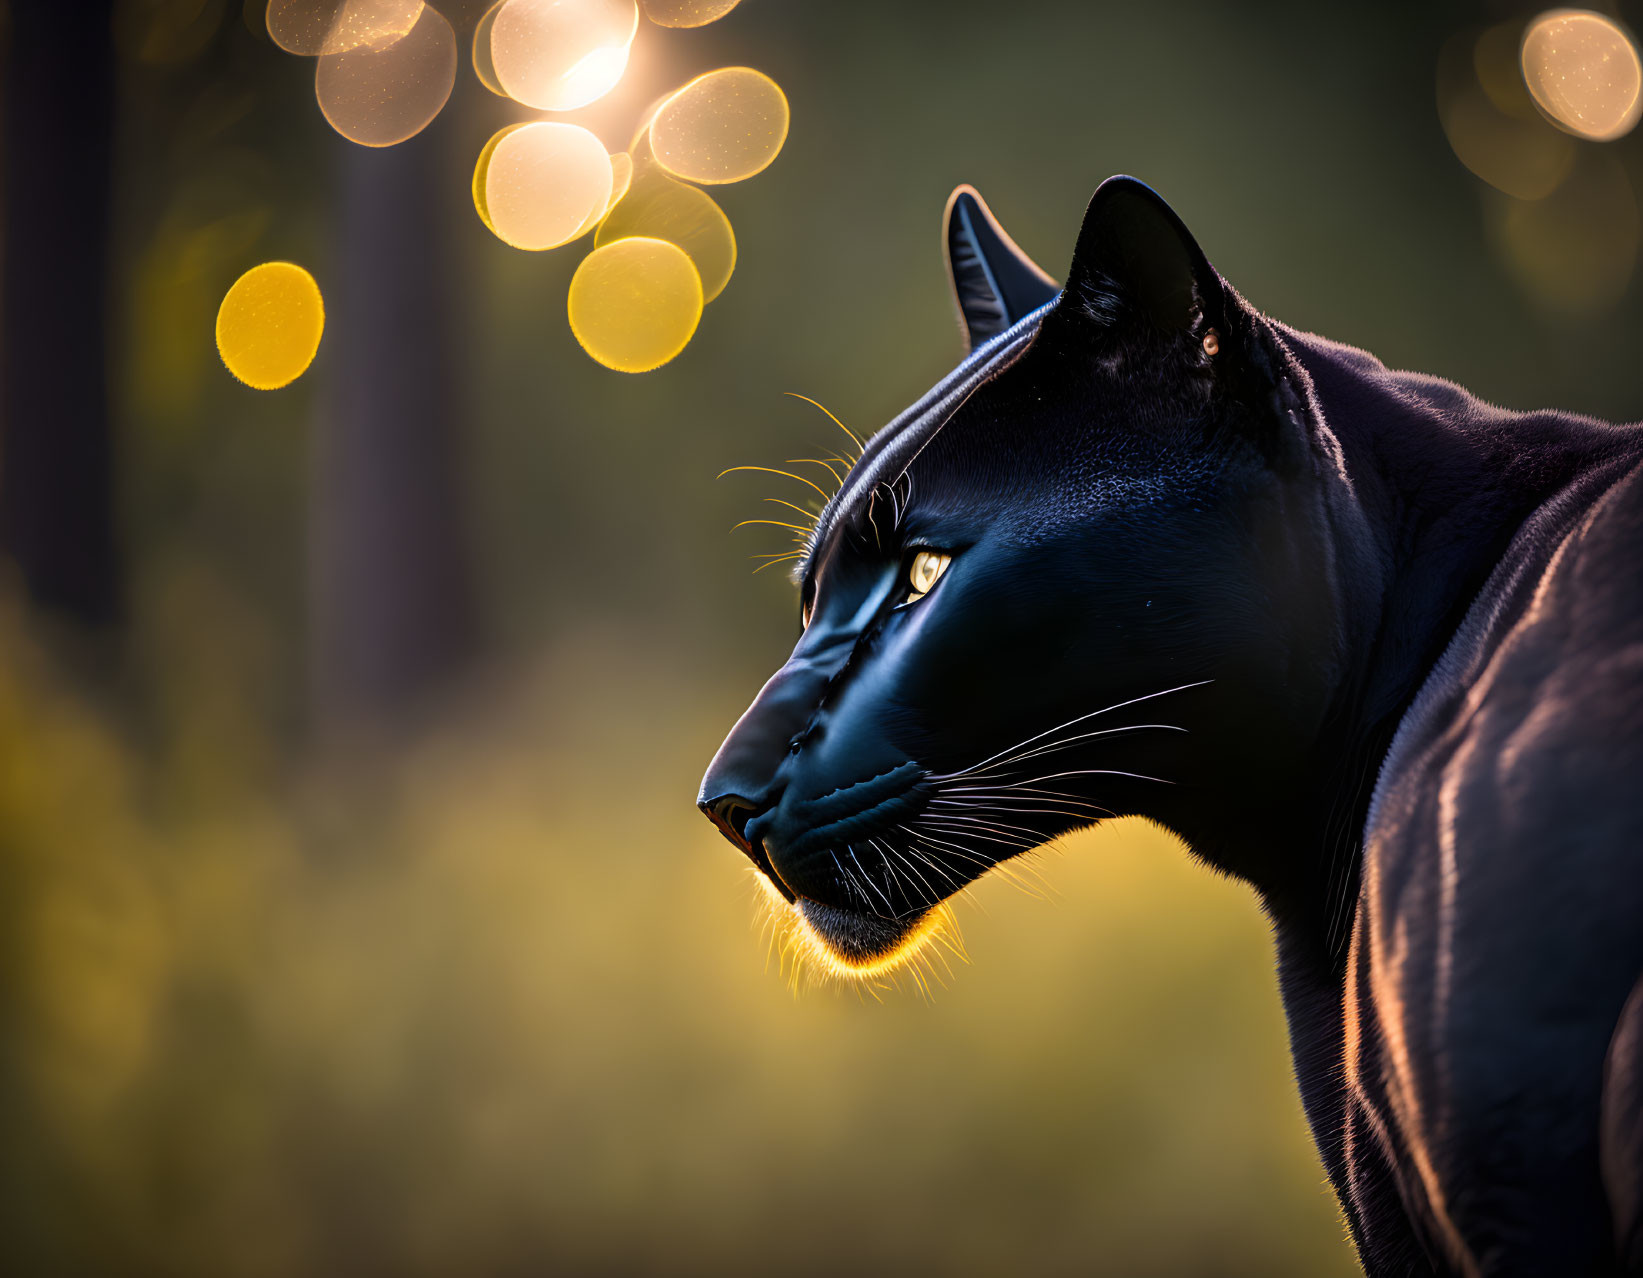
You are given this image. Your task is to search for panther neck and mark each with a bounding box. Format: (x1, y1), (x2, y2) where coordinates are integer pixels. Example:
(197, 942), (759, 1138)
(1220, 325), (1621, 961)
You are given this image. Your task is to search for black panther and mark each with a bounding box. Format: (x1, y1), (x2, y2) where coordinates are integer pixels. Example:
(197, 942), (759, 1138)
(697, 176), (1643, 1276)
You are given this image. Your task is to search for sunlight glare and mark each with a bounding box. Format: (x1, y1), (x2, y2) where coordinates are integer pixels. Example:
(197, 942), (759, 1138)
(650, 66), (789, 184)
(215, 261), (325, 390)
(490, 0), (639, 112)
(567, 237), (702, 372)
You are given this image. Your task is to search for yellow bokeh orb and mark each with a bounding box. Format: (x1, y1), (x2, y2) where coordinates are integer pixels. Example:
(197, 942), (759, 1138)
(568, 237), (702, 373)
(216, 262), (325, 391)
(1521, 9), (1643, 142)
(640, 0), (738, 28)
(595, 161), (735, 301)
(490, 0), (637, 112)
(480, 122), (612, 251)
(650, 66), (789, 184)
(471, 123), (525, 232)
(472, 0), (507, 95)
(604, 151), (634, 216)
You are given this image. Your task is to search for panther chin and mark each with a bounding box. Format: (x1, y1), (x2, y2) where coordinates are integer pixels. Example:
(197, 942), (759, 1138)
(750, 872), (960, 986)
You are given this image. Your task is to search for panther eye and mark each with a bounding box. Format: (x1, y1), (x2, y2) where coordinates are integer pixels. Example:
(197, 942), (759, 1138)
(906, 550), (951, 602)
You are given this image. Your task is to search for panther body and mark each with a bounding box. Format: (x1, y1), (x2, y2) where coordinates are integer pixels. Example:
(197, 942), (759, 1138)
(698, 177), (1643, 1275)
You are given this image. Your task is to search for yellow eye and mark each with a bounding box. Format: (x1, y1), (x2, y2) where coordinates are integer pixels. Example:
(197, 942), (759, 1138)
(907, 550), (951, 601)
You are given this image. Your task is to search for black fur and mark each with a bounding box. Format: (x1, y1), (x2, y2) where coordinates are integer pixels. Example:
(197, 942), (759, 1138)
(699, 176), (1643, 1275)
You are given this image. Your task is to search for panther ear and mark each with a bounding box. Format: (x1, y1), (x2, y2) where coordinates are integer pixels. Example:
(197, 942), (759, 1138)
(1059, 175), (1224, 339)
(943, 185), (1060, 352)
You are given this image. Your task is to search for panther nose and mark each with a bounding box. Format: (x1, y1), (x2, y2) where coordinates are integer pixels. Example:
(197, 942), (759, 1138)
(698, 791), (794, 901)
(702, 793), (761, 857)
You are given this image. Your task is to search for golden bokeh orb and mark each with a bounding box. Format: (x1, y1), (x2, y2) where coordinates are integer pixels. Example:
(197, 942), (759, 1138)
(314, 3), (455, 146)
(1521, 9), (1643, 141)
(471, 122), (526, 232)
(640, 0), (739, 28)
(266, 0), (425, 57)
(650, 66), (789, 184)
(1437, 25), (1575, 201)
(480, 122), (613, 251)
(216, 262), (325, 391)
(490, 0), (638, 112)
(568, 237), (702, 373)
(472, 1), (507, 95)
(596, 162), (735, 301)
(604, 151), (634, 216)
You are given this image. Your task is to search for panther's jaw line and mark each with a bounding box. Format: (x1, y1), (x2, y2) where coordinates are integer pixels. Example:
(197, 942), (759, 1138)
(750, 872), (953, 982)
(795, 897), (926, 967)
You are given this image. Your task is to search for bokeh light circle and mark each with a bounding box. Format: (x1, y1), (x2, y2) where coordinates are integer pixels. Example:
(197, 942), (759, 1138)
(1521, 10), (1643, 142)
(568, 237), (702, 372)
(604, 151), (634, 216)
(1437, 26), (1575, 201)
(490, 0), (638, 112)
(1494, 150), (1640, 314)
(483, 122), (613, 251)
(315, 3), (455, 146)
(267, 0), (425, 56)
(640, 0), (738, 28)
(216, 262), (325, 390)
(596, 162), (735, 301)
(472, 1), (507, 95)
(472, 123), (527, 232)
(650, 66), (789, 184)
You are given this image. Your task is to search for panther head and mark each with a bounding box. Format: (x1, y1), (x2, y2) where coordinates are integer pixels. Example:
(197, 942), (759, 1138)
(699, 177), (1352, 978)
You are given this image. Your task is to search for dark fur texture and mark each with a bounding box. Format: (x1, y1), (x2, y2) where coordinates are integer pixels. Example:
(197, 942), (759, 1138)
(698, 177), (1643, 1275)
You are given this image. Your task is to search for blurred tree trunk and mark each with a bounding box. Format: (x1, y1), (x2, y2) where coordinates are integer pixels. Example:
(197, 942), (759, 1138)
(311, 133), (478, 737)
(0, 0), (121, 626)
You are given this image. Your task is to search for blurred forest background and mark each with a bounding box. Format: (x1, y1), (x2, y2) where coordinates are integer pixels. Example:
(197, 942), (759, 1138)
(3, 0), (1642, 1274)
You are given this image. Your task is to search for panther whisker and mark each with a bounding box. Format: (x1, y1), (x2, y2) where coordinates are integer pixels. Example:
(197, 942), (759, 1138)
(928, 799), (1112, 826)
(935, 783), (1101, 802)
(782, 391), (865, 455)
(908, 834), (1052, 903)
(928, 789), (1114, 814)
(867, 838), (917, 914)
(848, 846), (896, 916)
(920, 813), (1050, 844)
(928, 795), (1113, 821)
(995, 767), (1175, 788)
(958, 722), (1188, 775)
(763, 497), (822, 522)
(786, 457), (846, 486)
(898, 841), (967, 896)
(732, 519), (812, 533)
(871, 836), (942, 910)
(829, 850), (865, 912)
(717, 464), (832, 500)
(914, 821), (1039, 853)
(898, 826), (1002, 870)
(927, 681), (1211, 781)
